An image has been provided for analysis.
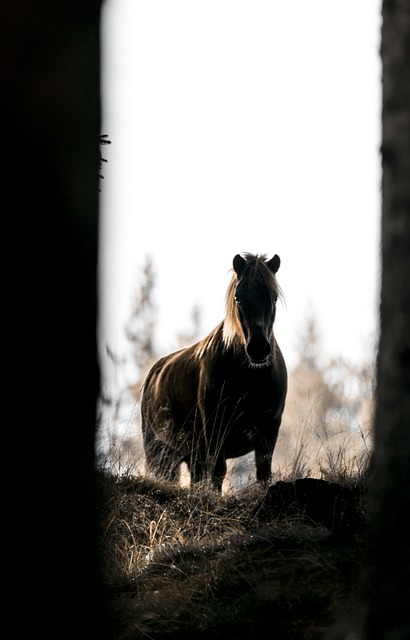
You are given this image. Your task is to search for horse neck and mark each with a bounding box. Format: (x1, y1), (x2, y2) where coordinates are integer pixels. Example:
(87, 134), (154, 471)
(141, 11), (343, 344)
(194, 321), (224, 359)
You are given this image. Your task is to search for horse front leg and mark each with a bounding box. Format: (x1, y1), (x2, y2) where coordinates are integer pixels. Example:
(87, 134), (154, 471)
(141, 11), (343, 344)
(211, 455), (227, 493)
(189, 456), (207, 485)
(255, 449), (273, 485)
(254, 422), (281, 485)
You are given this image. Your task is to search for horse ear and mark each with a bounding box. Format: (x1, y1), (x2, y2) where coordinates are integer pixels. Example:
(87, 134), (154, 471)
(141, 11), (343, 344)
(233, 254), (246, 276)
(267, 254), (280, 273)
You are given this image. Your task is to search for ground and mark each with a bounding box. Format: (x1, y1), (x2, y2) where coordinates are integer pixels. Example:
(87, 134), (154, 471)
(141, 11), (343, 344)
(97, 472), (369, 640)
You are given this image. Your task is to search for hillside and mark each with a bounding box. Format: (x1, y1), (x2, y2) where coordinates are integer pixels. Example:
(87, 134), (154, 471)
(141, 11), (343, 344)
(97, 472), (369, 640)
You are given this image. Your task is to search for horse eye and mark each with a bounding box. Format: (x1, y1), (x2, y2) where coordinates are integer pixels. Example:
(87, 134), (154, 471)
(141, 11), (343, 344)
(235, 296), (242, 305)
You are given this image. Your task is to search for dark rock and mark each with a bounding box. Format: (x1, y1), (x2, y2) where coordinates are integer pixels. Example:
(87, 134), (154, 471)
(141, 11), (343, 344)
(252, 478), (368, 539)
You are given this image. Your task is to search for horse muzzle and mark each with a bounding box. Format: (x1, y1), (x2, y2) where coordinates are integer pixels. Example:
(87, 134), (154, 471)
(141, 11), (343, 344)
(245, 335), (271, 365)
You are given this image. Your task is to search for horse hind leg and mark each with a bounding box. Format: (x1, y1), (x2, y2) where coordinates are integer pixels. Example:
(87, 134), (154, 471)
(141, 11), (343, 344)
(144, 440), (181, 484)
(189, 453), (227, 493)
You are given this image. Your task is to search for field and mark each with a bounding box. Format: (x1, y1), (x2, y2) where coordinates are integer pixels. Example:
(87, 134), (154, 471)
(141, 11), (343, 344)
(97, 459), (370, 640)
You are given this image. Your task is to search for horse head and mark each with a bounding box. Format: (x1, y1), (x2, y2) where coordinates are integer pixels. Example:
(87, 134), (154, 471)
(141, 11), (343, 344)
(232, 253), (281, 366)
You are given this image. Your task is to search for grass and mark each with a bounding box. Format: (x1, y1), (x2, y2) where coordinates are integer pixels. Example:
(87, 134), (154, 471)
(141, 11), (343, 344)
(97, 435), (370, 640)
(96, 378), (373, 639)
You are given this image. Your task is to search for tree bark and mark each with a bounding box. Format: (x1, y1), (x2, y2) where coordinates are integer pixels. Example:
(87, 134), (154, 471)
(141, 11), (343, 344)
(1, 2), (112, 637)
(364, 2), (410, 637)
(326, 3), (410, 638)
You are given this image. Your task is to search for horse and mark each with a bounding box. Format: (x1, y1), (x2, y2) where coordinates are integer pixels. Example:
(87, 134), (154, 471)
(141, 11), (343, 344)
(140, 252), (288, 492)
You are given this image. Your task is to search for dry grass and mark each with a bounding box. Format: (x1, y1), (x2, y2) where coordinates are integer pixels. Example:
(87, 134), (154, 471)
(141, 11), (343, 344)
(98, 445), (370, 640)
(272, 421), (371, 485)
(98, 412), (372, 492)
(97, 378), (373, 639)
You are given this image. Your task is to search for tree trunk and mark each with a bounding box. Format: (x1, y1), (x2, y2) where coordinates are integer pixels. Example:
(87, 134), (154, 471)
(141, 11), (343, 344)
(326, 3), (410, 638)
(364, 2), (410, 637)
(1, 2), (112, 637)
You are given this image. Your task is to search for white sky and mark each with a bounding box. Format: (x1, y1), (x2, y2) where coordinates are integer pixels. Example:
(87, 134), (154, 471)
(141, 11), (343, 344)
(99, 0), (382, 399)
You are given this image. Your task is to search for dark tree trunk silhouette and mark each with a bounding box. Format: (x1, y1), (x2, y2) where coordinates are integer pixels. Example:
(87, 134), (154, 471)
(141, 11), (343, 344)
(326, 3), (410, 639)
(363, 1), (410, 638)
(1, 2), (112, 637)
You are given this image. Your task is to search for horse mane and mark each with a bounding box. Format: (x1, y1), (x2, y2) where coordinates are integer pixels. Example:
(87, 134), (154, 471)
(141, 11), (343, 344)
(222, 253), (282, 348)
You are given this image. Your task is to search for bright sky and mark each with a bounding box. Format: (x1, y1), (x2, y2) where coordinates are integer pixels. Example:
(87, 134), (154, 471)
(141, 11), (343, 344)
(99, 0), (382, 399)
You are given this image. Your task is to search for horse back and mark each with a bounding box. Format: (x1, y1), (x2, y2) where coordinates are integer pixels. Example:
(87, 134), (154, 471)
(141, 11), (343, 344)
(141, 344), (202, 435)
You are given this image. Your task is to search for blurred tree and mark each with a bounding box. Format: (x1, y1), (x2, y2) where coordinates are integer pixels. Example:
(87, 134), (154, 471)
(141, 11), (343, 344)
(102, 256), (203, 473)
(276, 317), (374, 480)
(328, 2), (410, 637)
(176, 303), (202, 348)
(290, 317), (343, 434)
(126, 254), (158, 390)
(362, 0), (410, 637)
(98, 256), (159, 472)
(126, 255), (202, 399)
